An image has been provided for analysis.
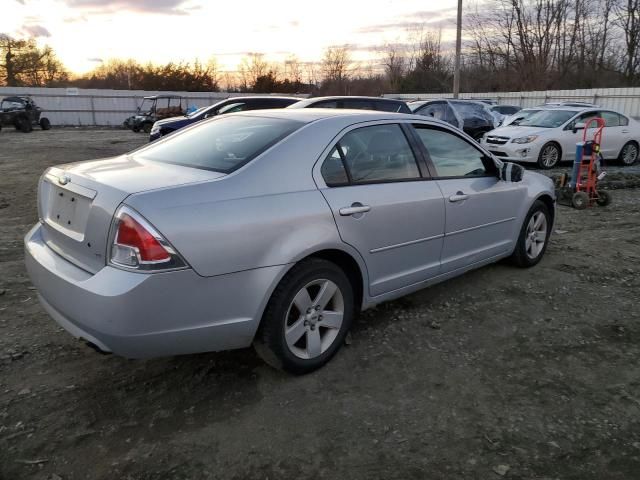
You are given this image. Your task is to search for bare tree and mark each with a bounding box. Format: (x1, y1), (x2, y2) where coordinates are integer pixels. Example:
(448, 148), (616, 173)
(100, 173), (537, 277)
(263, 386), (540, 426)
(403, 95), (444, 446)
(615, 0), (640, 83)
(322, 46), (351, 83)
(380, 42), (408, 91)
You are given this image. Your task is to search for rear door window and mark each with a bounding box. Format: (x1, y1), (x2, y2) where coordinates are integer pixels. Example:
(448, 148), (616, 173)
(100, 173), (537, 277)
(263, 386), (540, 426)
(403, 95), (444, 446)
(374, 101), (405, 113)
(135, 115), (303, 173)
(320, 124), (422, 185)
(601, 111), (621, 127)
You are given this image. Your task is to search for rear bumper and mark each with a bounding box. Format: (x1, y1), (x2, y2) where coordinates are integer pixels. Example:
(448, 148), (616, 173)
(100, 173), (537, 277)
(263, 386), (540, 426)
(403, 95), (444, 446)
(25, 223), (286, 358)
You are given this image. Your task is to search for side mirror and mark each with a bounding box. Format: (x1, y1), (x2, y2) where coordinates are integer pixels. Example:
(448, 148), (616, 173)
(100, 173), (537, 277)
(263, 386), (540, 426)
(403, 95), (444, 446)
(572, 122), (585, 133)
(497, 161), (524, 182)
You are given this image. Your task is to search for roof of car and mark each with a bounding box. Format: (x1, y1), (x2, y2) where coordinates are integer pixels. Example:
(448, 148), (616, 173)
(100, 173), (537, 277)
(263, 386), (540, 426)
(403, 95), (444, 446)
(216, 95), (302, 102)
(2, 96), (31, 102)
(290, 96), (406, 108)
(231, 107), (443, 124)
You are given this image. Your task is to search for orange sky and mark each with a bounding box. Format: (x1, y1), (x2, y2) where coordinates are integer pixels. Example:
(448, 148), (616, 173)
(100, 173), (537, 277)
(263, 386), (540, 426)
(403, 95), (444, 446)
(3, 0), (461, 74)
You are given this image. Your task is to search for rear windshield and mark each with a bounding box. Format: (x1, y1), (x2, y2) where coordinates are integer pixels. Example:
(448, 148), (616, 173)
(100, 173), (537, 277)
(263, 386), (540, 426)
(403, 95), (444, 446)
(135, 115), (304, 173)
(449, 101), (492, 120)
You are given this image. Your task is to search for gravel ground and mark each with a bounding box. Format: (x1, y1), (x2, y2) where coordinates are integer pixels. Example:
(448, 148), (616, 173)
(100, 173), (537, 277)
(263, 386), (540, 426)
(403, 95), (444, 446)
(1, 128), (639, 480)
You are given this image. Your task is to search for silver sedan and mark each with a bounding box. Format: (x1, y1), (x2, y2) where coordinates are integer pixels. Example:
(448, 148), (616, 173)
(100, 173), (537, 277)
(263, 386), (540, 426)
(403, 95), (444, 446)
(25, 109), (556, 373)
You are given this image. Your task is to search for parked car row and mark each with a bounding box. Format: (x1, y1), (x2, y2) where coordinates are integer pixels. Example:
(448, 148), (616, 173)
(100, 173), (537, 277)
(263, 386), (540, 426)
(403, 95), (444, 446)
(146, 95), (411, 142)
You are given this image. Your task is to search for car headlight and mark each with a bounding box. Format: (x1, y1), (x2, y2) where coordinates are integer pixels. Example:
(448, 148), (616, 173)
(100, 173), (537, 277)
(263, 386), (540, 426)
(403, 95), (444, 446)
(511, 135), (538, 144)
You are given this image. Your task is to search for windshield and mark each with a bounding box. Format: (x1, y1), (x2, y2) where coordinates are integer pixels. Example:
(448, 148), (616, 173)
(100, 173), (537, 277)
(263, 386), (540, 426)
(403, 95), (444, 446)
(138, 98), (154, 114)
(519, 110), (575, 128)
(134, 115), (304, 173)
(186, 106), (209, 118)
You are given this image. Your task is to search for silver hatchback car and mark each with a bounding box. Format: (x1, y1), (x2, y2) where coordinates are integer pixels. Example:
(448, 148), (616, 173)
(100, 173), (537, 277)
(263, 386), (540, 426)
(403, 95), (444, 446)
(25, 109), (555, 373)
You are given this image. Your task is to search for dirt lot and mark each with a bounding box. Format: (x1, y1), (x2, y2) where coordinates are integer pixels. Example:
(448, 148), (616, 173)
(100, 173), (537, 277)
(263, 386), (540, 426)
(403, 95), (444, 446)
(1, 128), (639, 480)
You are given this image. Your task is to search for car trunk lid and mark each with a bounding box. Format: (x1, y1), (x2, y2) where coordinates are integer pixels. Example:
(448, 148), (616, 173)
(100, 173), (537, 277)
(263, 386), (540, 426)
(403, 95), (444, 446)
(39, 155), (224, 273)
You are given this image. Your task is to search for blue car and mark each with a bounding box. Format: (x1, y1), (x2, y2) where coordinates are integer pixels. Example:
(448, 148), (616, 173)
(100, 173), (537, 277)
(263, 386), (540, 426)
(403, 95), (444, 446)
(149, 96), (301, 141)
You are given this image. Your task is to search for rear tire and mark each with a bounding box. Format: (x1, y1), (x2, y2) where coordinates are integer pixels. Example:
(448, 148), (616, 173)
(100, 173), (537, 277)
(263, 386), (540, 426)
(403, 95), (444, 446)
(143, 123), (153, 134)
(254, 258), (354, 374)
(39, 118), (51, 130)
(510, 200), (551, 268)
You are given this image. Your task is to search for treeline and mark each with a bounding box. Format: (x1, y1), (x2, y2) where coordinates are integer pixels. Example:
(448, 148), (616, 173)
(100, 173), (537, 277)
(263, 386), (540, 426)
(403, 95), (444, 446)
(1, 0), (640, 94)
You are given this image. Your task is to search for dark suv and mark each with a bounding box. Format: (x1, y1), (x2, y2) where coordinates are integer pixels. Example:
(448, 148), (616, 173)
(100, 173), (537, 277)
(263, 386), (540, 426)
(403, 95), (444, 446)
(0, 96), (51, 133)
(288, 96), (411, 113)
(149, 96), (300, 141)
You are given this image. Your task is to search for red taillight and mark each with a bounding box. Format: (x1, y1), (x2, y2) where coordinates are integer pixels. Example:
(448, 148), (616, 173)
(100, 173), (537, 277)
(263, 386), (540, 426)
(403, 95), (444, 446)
(109, 206), (186, 271)
(116, 213), (170, 262)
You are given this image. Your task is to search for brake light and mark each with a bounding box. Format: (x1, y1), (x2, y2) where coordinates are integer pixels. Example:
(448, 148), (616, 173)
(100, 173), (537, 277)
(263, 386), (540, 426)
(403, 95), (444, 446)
(109, 206), (186, 271)
(116, 213), (170, 262)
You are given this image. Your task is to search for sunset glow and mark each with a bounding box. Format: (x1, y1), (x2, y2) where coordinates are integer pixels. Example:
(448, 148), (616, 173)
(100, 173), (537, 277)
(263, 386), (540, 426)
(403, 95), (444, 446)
(2, 0), (460, 75)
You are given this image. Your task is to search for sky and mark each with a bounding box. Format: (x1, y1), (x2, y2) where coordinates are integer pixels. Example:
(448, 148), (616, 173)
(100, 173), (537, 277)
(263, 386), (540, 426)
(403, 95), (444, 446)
(2, 0), (461, 75)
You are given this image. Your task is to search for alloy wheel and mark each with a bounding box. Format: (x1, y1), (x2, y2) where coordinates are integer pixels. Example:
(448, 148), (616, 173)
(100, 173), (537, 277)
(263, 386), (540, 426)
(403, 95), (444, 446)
(541, 145), (559, 168)
(284, 279), (344, 359)
(525, 211), (548, 259)
(622, 144), (638, 165)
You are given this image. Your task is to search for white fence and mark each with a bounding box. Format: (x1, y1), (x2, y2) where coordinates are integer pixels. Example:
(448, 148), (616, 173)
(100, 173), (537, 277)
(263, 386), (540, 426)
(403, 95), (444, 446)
(0, 87), (307, 126)
(384, 87), (640, 118)
(2, 86), (639, 126)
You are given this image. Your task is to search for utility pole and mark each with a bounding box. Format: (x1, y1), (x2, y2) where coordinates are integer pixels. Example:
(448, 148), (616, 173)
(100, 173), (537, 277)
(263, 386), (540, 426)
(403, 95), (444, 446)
(453, 0), (462, 98)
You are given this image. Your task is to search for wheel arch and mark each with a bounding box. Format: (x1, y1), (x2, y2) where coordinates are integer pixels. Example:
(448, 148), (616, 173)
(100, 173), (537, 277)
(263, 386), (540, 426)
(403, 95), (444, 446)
(618, 140), (639, 162)
(253, 245), (369, 340)
(534, 193), (556, 228)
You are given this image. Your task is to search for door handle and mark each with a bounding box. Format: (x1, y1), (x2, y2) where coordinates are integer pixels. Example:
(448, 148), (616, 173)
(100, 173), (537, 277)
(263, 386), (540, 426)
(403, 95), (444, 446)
(449, 192), (469, 203)
(339, 204), (371, 216)
(622, 130), (630, 134)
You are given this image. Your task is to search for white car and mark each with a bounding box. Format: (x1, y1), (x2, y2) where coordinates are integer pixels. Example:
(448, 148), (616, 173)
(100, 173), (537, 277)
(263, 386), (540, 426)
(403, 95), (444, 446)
(482, 107), (640, 169)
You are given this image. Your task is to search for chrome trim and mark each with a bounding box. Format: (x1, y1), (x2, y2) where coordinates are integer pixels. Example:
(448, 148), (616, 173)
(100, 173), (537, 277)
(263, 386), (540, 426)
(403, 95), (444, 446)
(370, 233), (444, 254)
(446, 217), (516, 237)
(43, 173), (97, 199)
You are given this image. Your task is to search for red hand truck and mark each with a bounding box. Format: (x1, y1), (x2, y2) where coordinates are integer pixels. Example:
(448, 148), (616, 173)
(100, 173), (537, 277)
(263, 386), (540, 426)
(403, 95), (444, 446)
(555, 117), (612, 209)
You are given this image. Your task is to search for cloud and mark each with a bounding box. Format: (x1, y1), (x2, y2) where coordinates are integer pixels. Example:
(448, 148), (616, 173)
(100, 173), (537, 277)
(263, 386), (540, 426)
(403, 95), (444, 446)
(64, 0), (195, 15)
(357, 7), (458, 34)
(22, 24), (51, 37)
(64, 15), (88, 23)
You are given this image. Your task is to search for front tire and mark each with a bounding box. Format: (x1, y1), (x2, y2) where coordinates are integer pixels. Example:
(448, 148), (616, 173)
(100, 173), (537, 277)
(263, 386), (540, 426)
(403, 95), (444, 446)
(511, 200), (551, 268)
(254, 258), (354, 374)
(15, 116), (32, 133)
(537, 142), (561, 169)
(618, 141), (638, 166)
(39, 117), (51, 130)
